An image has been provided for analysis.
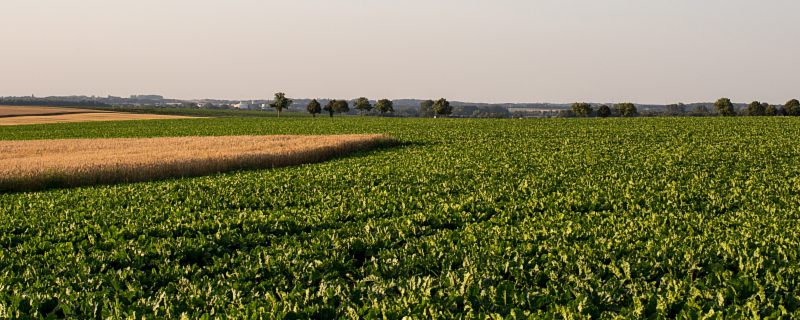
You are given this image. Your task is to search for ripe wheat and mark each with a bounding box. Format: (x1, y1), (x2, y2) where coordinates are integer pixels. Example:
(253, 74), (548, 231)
(0, 134), (392, 191)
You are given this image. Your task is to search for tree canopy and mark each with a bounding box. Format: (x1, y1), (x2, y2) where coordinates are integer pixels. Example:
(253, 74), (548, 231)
(333, 100), (350, 114)
(597, 105), (611, 118)
(419, 100), (435, 118)
(785, 99), (800, 116)
(747, 101), (766, 116)
(715, 98), (736, 117)
(306, 99), (321, 117)
(571, 103), (593, 117)
(323, 100), (336, 117)
(269, 92), (293, 117)
(765, 104), (778, 116)
(375, 99), (394, 115)
(354, 97), (372, 115)
(433, 98), (452, 116)
(614, 103), (638, 117)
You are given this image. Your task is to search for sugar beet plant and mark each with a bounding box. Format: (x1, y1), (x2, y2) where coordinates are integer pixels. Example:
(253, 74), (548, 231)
(1, 117), (799, 318)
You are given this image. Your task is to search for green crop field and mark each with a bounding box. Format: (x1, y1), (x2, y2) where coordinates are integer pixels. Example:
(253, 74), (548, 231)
(1, 117), (799, 318)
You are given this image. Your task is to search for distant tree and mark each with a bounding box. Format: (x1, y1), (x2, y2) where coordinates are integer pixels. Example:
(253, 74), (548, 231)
(665, 103), (686, 115)
(433, 98), (452, 116)
(181, 102), (199, 109)
(715, 98), (736, 117)
(375, 99), (394, 115)
(614, 103), (638, 117)
(419, 100), (435, 118)
(323, 100), (336, 117)
(333, 100), (350, 114)
(785, 99), (800, 116)
(765, 104), (778, 116)
(201, 102), (215, 109)
(747, 101), (766, 116)
(354, 97), (372, 115)
(694, 105), (710, 116)
(571, 102), (593, 117)
(269, 92), (293, 117)
(597, 105), (611, 118)
(306, 99), (322, 117)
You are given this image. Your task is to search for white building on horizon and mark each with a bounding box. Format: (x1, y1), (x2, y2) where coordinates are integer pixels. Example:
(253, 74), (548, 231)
(235, 101), (256, 110)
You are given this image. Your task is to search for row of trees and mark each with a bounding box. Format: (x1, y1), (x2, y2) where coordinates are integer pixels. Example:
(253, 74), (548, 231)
(419, 99), (452, 117)
(307, 97), (453, 118)
(267, 93), (455, 118)
(306, 97), (395, 117)
(569, 99), (800, 118)
(351, 97), (395, 116)
(266, 93), (400, 117)
(571, 102), (639, 118)
(716, 98), (800, 117)
(266, 93), (800, 118)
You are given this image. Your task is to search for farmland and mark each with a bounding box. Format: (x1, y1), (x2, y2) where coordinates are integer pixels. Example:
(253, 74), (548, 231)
(1, 116), (799, 318)
(0, 134), (392, 192)
(0, 106), (113, 117)
(0, 106), (196, 126)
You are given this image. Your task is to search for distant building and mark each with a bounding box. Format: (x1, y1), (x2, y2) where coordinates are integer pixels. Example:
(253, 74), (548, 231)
(235, 101), (260, 110)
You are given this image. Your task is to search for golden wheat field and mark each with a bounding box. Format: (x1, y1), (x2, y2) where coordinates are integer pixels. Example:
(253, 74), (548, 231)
(0, 105), (194, 125)
(0, 134), (393, 191)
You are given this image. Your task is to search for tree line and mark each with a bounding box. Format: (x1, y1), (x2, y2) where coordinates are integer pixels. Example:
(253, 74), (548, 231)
(265, 93), (457, 118)
(571, 102), (639, 118)
(43, 92), (790, 119)
(264, 93), (397, 118)
(307, 96), (453, 118)
(702, 98), (799, 117)
(567, 98), (800, 118)
(0, 97), (111, 108)
(5, 94), (798, 119)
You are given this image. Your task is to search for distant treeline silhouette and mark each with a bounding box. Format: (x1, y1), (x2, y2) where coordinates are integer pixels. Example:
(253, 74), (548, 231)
(3, 95), (799, 118)
(561, 98), (800, 118)
(0, 97), (111, 108)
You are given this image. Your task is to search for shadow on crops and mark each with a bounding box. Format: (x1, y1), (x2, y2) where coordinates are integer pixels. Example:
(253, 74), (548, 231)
(0, 138), (417, 194)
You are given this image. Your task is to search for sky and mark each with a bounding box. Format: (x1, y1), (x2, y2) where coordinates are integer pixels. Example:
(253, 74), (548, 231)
(1, 0), (798, 104)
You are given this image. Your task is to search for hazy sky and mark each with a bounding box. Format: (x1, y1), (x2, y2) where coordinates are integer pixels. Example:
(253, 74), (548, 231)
(2, 0), (798, 104)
